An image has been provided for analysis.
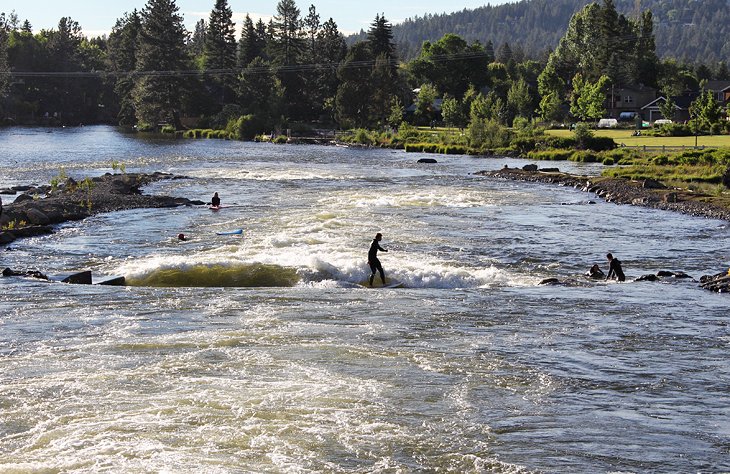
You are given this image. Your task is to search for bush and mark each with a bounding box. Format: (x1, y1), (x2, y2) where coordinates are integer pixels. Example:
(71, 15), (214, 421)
(226, 114), (262, 140)
(527, 150), (572, 161)
(602, 157), (615, 165)
(160, 125), (176, 134)
(582, 135), (616, 151)
(272, 135), (288, 144)
(569, 150), (599, 162)
(654, 123), (693, 137)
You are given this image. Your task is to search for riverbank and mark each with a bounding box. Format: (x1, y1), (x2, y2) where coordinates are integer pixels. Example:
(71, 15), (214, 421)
(476, 166), (730, 221)
(0, 172), (201, 245)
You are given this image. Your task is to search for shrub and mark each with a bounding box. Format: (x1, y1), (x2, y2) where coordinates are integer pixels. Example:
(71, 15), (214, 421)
(272, 135), (288, 144)
(602, 157), (615, 166)
(160, 125), (176, 134)
(569, 150), (599, 162)
(582, 135), (616, 151)
(226, 114), (262, 140)
(527, 150), (572, 161)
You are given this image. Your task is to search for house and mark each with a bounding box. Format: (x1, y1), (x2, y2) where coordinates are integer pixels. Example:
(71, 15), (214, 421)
(704, 80), (730, 105)
(640, 95), (696, 123)
(606, 85), (657, 121)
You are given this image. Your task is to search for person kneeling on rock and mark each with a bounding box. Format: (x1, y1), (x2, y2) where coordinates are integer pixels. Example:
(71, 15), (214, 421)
(606, 253), (626, 282)
(586, 264), (605, 279)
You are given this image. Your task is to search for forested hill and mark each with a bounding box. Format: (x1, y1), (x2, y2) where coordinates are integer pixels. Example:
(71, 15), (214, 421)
(350, 0), (730, 63)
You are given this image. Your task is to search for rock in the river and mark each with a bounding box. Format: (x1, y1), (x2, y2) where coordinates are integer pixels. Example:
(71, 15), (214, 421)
(61, 271), (92, 285)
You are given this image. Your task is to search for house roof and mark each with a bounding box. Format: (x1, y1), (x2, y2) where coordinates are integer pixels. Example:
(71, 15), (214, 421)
(705, 80), (730, 92)
(641, 95), (695, 110)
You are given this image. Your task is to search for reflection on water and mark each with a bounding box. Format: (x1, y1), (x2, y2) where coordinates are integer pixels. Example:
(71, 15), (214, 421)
(0, 126), (729, 472)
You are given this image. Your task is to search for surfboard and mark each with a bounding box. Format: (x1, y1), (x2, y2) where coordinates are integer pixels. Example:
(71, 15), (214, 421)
(364, 279), (404, 289)
(210, 206), (221, 211)
(216, 229), (243, 236)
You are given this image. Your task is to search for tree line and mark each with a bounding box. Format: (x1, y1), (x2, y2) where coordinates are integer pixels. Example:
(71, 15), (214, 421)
(0, 0), (729, 138)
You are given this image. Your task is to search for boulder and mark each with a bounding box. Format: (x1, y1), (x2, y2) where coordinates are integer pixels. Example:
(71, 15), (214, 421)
(635, 274), (658, 282)
(14, 194), (34, 204)
(522, 164), (538, 172)
(2, 267), (49, 280)
(642, 179), (666, 189)
(98, 276), (126, 286)
(417, 158), (438, 164)
(539, 168), (560, 173)
(25, 208), (51, 225)
(61, 271), (92, 285)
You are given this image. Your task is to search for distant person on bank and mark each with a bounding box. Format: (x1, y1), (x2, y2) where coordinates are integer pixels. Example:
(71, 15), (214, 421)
(606, 253), (626, 282)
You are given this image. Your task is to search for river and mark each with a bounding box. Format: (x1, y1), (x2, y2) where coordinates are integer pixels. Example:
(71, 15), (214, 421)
(1, 126), (729, 472)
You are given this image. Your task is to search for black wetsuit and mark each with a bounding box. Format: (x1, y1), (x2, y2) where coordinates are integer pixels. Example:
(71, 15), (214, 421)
(211, 195), (221, 207)
(368, 239), (387, 285)
(607, 258), (626, 282)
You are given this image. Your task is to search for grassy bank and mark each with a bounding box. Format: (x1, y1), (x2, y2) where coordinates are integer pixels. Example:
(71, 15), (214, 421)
(546, 129), (730, 148)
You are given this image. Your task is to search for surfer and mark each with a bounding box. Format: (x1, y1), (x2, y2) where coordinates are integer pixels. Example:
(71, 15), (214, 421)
(586, 264), (605, 279)
(177, 233), (187, 241)
(211, 192), (221, 208)
(605, 253), (626, 282)
(368, 232), (388, 286)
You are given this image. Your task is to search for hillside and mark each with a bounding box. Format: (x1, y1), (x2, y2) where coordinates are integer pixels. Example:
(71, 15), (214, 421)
(350, 0), (730, 64)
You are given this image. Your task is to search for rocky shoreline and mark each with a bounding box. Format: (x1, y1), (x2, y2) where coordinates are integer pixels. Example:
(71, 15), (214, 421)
(1, 172), (202, 246)
(476, 166), (730, 222)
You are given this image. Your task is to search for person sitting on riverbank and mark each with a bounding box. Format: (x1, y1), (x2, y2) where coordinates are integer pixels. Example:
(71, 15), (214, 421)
(586, 264), (605, 279)
(606, 253), (626, 282)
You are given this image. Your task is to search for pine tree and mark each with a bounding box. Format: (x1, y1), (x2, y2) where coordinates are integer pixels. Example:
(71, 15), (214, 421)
(0, 14), (9, 98)
(335, 42), (374, 128)
(237, 14), (260, 68)
(484, 40), (495, 64)
(271, 0), (303, 65)
(134, 0), (190, 129)
(367, 14), (396, 64)
(204, 0), (236, 103)
(108, 10), (142, 125)
(189, 19), (206, 57)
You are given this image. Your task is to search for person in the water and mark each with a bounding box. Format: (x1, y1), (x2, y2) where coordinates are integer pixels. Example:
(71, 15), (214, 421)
(606, 253), (626, 282)
(211, 192), (221, 208)
(586, 264), (605, 279)
(368, 233), (388, 286)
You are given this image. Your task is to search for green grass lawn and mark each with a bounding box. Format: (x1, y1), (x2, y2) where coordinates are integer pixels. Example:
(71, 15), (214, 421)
(546, 129), (730, 148)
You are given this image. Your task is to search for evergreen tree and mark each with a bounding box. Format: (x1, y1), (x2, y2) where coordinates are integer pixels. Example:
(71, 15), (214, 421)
(134, 0), (190, 129)
(484, 40), (495, 64)
(237, 15), (259, 68)
(335, 41), (374, 128)
(370, 53), (397, 125)
(271, 0), (303, 65)
(634, 10), (658, 86)
(496, 42), (512, 64)
(367, 14), (396, 70)
(303, 4), (320, 63)
(238, 56), (284, 128)
(204, 0), (237, 104)
(189, 19), (206, 58)
(108, 11), (142, 125)
(0, 14), (9, 99)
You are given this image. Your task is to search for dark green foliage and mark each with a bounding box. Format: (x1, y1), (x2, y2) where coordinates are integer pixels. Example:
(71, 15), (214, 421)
(204, 0), (237, 104)
(134, 0), (190, 129)
(108, 11), (141, 126)
(350, 0), (730, 65)
(408, 33), (489, 98)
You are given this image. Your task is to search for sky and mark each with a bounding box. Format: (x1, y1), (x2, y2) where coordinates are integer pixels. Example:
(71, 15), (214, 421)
(2, 0), (509, 37)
